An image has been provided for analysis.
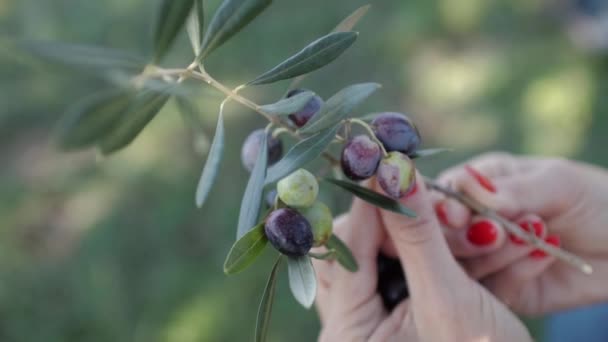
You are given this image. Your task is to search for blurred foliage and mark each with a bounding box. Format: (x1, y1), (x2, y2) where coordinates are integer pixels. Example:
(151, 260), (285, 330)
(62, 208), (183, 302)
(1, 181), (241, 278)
(0, 0), (607, 341)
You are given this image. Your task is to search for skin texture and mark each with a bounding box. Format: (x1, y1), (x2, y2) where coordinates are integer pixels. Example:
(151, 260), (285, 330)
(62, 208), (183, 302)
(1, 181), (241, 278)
(286, 88), (324, 127)
(376, 152), (415, 198)
(434, 152), (608, 315)
(341, 135), (382, 181)
(241, 129), (283, 172)
(300, 201), (333, 247)
(313, 178), (532, 342)
(277, 169), (319, 208)
(371, 112), (421, 155)
(265, 208), (313, 257)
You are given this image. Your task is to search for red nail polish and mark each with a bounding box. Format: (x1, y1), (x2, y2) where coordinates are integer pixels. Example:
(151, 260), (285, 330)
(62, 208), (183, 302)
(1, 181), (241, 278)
(465, 165), (497, 193)
(510, 220), (545, 245)
(467, 220), (498, 246)
(435, 202), (449, 226)
(530, 235), (560, 259)
(406, 182), (418, 197)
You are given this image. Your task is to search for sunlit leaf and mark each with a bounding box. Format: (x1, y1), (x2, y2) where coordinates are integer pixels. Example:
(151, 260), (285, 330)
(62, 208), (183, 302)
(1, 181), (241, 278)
(287, 256), (316, 308)
(198, 0), (272, 60)
(259, 91), (315, 116)
(265, 124), (340, 185)
(255, 256), (282, 342)
(55, 90), (133, 150)
(154, 0), (196, 61)
(410, 148), (452, 159)
(224, 223), (268, 274)
(323, 178), (417, 217)
(237, 130), (269, 238)
(325, 234), (358, 272)
(98, 90), (170, 154)
(195, 108), (225, 207)
(299, 83), (380, 134)
(186, 0), (205, 55)
(248, 32), (357, 85)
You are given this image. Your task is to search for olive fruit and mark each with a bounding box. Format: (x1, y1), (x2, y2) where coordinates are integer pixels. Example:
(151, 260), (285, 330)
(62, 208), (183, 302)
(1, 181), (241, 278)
(377, 253), (409, 311)
(265, 208), (314, 257)
(299, 201), (333, 246)
(277, 169), (319, 208)
(241, 129), (283, 172)
(341, 135), (382, 181)
(286, 88), (323, 127)
(371, 112), (421, 155)
(376, 151), (415, 198)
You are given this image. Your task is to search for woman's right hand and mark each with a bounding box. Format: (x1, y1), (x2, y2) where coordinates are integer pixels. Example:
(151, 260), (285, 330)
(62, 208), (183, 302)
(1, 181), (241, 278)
(434, 152), (608, 316)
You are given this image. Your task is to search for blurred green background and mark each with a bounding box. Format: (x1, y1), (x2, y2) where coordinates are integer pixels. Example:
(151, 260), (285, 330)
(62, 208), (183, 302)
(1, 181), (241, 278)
(1, 0), (607, 341)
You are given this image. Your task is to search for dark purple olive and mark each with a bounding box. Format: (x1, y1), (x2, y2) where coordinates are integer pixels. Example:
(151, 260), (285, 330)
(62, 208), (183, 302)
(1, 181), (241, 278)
(371, 112), (421, 155)
(341, 135), (382, 181)
(286, 88), (323, 127)
(265, 208), (314, 257)
(241, 129), (283, 172)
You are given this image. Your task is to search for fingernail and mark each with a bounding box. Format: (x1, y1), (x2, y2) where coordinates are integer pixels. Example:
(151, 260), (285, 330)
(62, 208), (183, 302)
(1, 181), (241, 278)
(467, 220), (498, 246)
(530, 235), (560, 259)
(510, 220), (545, 245)
(435, 202), (449, 226)
(405, 182), (418, 198)
(465, 165), (497, 193)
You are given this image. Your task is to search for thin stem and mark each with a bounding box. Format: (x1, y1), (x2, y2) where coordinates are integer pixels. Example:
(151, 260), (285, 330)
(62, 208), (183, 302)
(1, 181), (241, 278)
(349, 118), (388, 157)
(423, 177), (593, 275)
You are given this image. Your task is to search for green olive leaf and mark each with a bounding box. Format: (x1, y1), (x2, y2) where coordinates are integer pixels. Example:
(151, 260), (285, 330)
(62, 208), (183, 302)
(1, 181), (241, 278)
(195, 108), (225, 207)
(99, 90), (170, 154)
(410, 148), (453, 159)
(186, 0), (205, 55)
(298, 83), (381, 134)
(255, 255), (282, 342)
(248, 31), (358, 85)
(325, 234), (358, 272)
(237, 131), (269, 239)
(287, 255), (317, 309)
(259, 91), (315, 116)
(198, 0), (272, 60)
(223, 223), (268, 275)
(154, 0), (196, 61)
(308, 250), (336, 261)
(323, 178), (417, 218)
(264, 124), (340, 185)
(55, 89), (134, 150)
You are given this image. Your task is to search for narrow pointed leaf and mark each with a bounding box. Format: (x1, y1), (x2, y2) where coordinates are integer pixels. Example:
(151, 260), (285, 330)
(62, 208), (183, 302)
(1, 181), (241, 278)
(195, 109), (225, 207)
(255, 256), (282, 342)
(323, 178), (417, 217)
(198, 0), (272, 60)
(287, 256), (316, 308)
(308, 250), (336, 261)
(248, 31), (357, 85)
(410, 148), (452, 159)
(299, 83), (380, 134)
(55, 90), (133, 150)
(99, 91), (170, 154)
(224, 223), (268, 274)
(325, 234), (358, 272)
(186, 0), (205, 55)
(21, 40), (144, 71)
(237, 131), (269, 238)
(259, 91), (314, 116)
(154, 0), (196, 61)
(265, 124), (339, 185)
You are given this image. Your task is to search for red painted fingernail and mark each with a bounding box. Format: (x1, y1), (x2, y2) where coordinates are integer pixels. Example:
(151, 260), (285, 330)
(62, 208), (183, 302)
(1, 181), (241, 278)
(510, 220), (545, 245)
(465, 165), (497, 193)
(405, 182), (418, 197)
(435, 202), (449, 226)
(467, 220), (498, 246)
(530, 235), (560, 259)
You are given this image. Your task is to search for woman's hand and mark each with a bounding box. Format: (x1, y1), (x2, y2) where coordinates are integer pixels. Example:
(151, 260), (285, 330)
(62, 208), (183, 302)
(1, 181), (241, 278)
(313, 177), (531, 342)
(435, 152), (608, 315)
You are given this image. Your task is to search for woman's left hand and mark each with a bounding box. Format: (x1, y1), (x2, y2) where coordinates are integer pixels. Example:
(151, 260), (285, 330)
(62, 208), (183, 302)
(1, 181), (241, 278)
(314, 176), (531, 342)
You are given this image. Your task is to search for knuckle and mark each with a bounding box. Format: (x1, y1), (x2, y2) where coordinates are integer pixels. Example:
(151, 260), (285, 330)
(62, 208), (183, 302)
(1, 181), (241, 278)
(391, 215), (437, 246)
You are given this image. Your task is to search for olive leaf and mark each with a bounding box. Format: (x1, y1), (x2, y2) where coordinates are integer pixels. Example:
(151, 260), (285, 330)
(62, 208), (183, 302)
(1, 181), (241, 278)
(99, 90), (170, 154)
(237, 130), (269, 239)
(410, 148), (452, 159)
(259, 91), (315, 116)
(21, 40), (144, 72)
(198, 0), (272, 60)
(55, 90), (133, 150)
(325, 234), (358, 272)
(287, 255), (317, 309)
(308, 250), (336, 261)
(195, 108), (225, 207)
(186, 0), (205, 55)
(224, 223), (268, 274)
(248, 31), (358, 85)
(265, 124), (340, 185)
(299, 83), (381, 134)
(323, 178), (417, 217)
(255, 256), (282, 342)
(154, 0), (196, 61)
